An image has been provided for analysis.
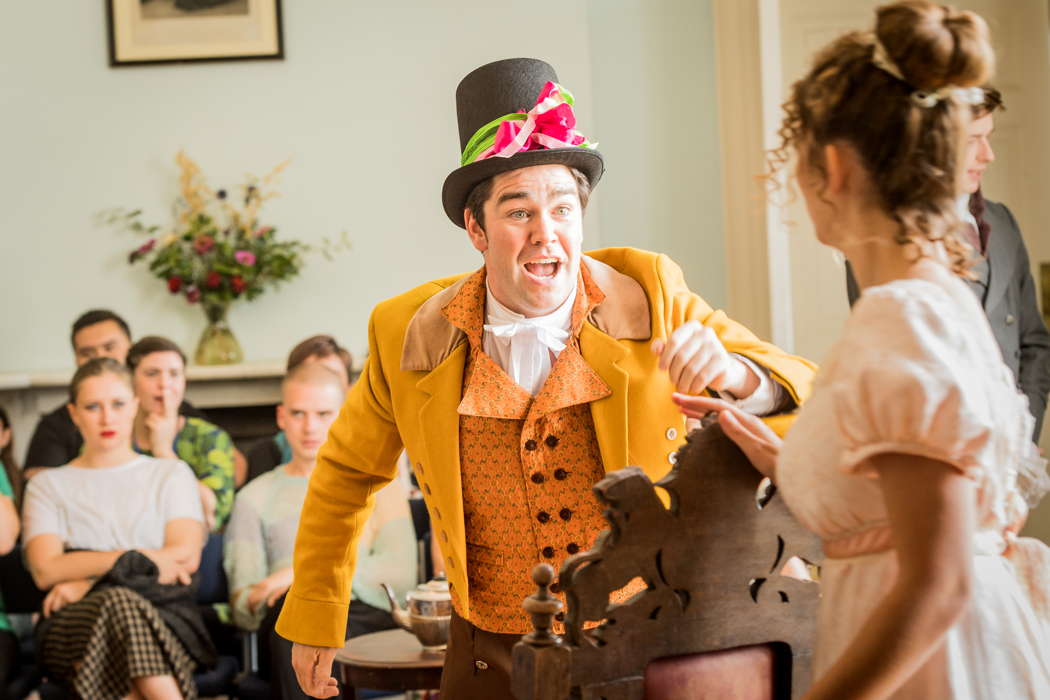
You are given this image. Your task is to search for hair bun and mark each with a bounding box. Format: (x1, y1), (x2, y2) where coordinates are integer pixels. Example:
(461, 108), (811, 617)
(875, 0), (993, 90)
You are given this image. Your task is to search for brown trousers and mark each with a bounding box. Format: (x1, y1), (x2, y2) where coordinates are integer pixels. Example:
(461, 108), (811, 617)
(440, 610), (522, 699)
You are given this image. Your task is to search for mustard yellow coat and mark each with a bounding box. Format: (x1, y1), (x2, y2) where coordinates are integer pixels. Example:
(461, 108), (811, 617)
(276, 248), (817, 647)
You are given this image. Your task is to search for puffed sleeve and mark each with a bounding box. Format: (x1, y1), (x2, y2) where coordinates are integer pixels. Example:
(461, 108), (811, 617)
(833, 286), (993, 478)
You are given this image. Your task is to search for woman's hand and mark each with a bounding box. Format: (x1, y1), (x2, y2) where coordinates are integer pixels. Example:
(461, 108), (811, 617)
(142, 548), (194, 586)
(42, 579), (93, 618)
(197, 482), (217, 531)
(145, 389), (181, 458)
(672, 394), (782, 479)
(247, 568), (294, 613)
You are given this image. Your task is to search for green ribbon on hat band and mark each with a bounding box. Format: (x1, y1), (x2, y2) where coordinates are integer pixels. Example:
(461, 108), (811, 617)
(460, 113), (528, 167)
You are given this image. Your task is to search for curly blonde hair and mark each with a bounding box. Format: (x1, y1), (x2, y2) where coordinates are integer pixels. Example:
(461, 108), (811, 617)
(769, 1), (994, 275)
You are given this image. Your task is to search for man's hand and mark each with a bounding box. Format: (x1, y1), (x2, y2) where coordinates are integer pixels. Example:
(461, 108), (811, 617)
(142, 548), (194, 586)
(42, 579), (93, 618)
(652, 321), (758, 398)
(672, 394), (781, 479)
(247, 568), (294, 613)
(291, 643), (340, 698)
(145, 389), (181, 458)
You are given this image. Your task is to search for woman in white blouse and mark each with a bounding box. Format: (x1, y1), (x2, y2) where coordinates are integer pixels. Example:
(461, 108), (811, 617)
(23, 357), (207, 699)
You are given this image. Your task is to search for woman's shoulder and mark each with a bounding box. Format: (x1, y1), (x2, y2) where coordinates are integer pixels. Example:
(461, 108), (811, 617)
(845, 278), (967, 354)
(133, 456), (199, 487)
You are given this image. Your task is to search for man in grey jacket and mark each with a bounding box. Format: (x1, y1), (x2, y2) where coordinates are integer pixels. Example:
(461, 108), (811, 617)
(847, 87), (1050, 439)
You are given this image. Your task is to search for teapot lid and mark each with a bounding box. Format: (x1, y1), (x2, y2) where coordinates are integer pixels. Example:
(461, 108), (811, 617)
(409, 577), (451, 602)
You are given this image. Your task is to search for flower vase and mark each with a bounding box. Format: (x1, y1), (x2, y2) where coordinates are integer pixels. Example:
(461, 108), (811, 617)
(195, 303), (243, 365)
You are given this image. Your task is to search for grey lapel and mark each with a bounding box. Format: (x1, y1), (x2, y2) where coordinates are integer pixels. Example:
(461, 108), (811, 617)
(982, 201), (1019, 311)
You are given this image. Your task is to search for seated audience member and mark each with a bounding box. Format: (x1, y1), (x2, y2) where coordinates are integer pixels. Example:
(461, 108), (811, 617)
(127, 336), (236, 531)
(225, 363), (415, 698)
(22, 358), (213, 699)
(245, 334), (353, 484)
(0, 408), (21, 693)
(23, 309), (208, 475)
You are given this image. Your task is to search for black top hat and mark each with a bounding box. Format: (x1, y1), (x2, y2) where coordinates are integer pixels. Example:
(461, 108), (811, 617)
(440, 58), (604, 228)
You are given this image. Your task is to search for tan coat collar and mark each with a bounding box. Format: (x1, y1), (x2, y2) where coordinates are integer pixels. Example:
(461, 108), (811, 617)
(400, 255), (651, 372)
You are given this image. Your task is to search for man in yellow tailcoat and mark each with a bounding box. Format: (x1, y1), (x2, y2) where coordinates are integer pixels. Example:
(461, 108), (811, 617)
(277, 58), (817, 699)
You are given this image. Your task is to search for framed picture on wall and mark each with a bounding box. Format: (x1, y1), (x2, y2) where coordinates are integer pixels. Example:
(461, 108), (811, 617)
(106, 0), (284, 66)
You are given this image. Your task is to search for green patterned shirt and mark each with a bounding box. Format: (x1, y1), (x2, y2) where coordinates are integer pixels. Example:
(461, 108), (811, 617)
(138, 417), (235, 530)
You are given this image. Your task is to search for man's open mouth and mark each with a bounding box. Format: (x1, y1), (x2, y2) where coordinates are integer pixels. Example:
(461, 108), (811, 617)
(523, 258), (560, 279)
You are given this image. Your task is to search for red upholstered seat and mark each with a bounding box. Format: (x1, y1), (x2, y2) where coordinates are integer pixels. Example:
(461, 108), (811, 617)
(645, 645), (776, 700)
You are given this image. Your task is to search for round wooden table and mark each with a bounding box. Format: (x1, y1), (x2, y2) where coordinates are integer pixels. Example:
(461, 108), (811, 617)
(335, 628), (445, 699)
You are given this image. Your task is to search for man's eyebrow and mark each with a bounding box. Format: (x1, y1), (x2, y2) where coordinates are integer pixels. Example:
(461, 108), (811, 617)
(496, 190), (530, 206)
(550, 185), (577, 198)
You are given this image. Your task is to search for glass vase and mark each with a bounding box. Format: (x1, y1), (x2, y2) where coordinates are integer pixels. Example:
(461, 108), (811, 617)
(194, 302), (243, 365)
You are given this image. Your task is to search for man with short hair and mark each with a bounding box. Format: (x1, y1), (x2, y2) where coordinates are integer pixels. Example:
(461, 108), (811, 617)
(846, 87), (1050, 439)
(24, 310), (207, 473)
(277, 59), (817, 698)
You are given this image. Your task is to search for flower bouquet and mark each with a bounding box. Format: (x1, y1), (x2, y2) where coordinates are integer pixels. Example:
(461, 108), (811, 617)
(114, 152), (307, 364)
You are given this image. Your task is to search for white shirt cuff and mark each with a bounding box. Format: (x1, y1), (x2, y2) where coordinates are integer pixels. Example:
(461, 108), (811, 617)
(718, 354), (788, 416)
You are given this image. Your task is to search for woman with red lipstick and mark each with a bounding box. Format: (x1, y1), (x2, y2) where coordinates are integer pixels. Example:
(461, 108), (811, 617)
(22, 357), (210, 698)
(127, 337), (236, 532)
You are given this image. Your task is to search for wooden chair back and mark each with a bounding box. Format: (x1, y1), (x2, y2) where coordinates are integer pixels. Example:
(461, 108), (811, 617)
(512, 423), (823, 700)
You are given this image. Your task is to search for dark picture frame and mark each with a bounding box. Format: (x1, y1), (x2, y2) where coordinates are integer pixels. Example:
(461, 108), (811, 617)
(106, 0), (284, 67)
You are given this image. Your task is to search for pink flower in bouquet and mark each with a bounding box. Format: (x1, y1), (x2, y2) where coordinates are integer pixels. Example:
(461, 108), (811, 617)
(193, 235), (216, 254)
(234, 250), (256, 266)
(185, 286), (201, 303)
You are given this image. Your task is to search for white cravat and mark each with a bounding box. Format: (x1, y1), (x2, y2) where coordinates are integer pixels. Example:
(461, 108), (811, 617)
(483, 284), (576, 395)
(958, 193), (977, 229)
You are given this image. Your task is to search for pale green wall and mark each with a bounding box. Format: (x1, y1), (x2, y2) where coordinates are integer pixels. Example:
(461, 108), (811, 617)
(586, 0), (726, 307)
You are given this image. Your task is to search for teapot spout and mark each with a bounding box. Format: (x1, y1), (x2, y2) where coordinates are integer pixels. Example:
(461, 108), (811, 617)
(381, 583), (411, 631)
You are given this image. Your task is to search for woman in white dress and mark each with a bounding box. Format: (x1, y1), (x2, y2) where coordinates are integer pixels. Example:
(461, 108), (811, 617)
(674, 2), (1050, 698)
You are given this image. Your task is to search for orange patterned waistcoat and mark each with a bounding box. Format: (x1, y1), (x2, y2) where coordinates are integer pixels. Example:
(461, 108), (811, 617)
(442, 266), (642, 634)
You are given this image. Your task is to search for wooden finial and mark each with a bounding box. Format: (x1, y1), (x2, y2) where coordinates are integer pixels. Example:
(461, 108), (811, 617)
(522, 563), (562, 647)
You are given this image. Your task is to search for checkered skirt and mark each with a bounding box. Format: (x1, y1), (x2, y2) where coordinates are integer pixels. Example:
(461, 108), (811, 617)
(40, 586), (197, 699)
